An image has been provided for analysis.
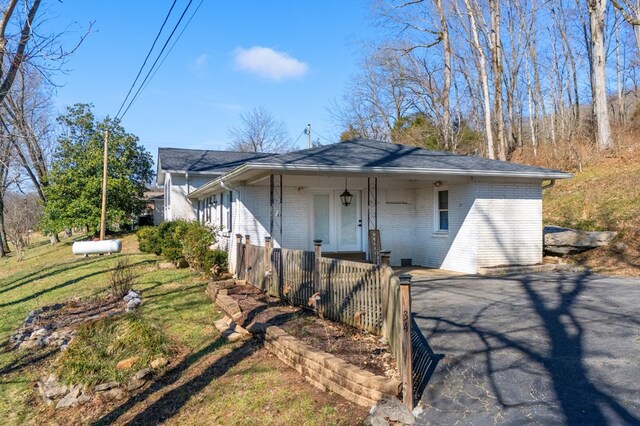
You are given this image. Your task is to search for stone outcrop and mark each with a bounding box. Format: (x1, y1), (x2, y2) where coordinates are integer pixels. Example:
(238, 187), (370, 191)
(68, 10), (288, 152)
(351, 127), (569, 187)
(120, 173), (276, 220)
(544, 226), (617, 256)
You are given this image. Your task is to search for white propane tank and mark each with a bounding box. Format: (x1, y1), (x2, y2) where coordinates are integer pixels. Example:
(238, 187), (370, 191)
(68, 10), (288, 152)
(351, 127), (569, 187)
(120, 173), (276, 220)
(72, 239), (122, 256)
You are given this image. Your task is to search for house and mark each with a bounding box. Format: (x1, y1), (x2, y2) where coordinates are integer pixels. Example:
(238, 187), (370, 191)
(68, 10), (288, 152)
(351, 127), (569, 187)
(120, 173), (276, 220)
(156, 148), (271, 221)
(159, 139), (571, 274)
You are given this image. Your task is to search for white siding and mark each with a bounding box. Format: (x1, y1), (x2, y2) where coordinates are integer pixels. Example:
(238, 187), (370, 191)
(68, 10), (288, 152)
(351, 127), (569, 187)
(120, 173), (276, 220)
(164, 173), (216, 221)
(413, 182), (478, 273)
(474, 179), (543, 268)
(223, 176), (544, 275)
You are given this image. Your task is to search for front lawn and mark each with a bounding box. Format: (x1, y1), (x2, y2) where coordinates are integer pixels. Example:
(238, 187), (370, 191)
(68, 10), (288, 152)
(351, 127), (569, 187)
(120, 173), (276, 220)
(0, 234), (366, 425)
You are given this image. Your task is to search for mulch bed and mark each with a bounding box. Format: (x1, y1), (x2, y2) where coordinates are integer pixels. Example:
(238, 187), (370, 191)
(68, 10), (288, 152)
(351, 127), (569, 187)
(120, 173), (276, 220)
(226, 284), (398, 379)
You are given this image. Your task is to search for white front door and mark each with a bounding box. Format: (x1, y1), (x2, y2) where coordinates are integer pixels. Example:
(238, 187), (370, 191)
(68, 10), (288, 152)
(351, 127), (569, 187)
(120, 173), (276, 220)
(337, 190), (361, 251)
(311, 190), (362, 252)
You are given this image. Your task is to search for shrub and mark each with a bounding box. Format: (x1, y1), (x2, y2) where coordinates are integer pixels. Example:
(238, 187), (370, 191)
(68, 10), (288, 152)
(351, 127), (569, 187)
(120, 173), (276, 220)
(179, 222), (217, 273)
(109, 258), (136, 298)
(204, 249), (228, 278)
(137, 226), (161, 254)
(137, 220), (226, 275)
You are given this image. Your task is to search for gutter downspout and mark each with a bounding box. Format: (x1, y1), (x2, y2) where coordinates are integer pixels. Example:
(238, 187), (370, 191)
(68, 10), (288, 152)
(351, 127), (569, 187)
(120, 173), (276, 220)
(186, 173), (191, 196)
(542, 179), (556, 190)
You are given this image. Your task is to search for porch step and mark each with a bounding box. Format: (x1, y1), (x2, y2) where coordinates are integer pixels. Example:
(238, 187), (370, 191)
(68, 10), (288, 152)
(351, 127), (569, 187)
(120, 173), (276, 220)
(322, 252), (368, 262)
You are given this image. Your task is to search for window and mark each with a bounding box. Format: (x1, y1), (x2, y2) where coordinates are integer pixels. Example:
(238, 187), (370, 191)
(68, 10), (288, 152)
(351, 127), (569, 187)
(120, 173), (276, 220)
(435, 189), (449, 232)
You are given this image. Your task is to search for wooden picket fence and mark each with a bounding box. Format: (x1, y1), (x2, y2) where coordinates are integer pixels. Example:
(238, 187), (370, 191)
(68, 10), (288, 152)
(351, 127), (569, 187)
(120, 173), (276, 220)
(235, 238), (403, 345)
(233, 236), (414, 407)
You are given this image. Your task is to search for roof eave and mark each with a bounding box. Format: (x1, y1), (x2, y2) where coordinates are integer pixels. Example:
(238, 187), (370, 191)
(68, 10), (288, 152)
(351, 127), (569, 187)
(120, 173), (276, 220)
(244, 163), (574, 180)
(187, 163), (572, 199)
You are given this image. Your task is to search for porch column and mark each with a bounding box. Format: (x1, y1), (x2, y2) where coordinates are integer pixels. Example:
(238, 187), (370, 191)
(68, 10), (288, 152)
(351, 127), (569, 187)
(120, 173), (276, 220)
(367, 177), (380, 264)
(269, 174), (283, 247)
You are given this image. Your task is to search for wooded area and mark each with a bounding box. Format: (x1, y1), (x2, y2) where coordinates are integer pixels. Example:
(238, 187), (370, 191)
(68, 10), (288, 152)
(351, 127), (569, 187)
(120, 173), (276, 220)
(334, 0), (640, 166)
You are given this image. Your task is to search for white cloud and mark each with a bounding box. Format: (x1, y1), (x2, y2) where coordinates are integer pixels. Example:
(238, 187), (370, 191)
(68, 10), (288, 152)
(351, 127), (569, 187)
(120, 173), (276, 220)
(233, 46), (308, 81)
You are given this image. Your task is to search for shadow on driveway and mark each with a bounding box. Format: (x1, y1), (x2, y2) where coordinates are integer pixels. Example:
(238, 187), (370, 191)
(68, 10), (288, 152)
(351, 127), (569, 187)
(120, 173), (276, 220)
(411, 271), (640, 425)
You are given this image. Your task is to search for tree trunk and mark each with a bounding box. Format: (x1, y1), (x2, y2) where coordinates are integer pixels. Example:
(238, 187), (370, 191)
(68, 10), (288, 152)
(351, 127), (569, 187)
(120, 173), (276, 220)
(435, 0), (452, 150)
(463, 0), (495, 159)
(615, 10), (625, 124)
(490, 0), (507, 160)
(587, 0), (614, 150)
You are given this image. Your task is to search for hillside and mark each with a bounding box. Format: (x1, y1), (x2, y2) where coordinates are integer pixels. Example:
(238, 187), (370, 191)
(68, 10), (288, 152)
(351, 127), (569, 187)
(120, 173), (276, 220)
(542, 145), (640, 276)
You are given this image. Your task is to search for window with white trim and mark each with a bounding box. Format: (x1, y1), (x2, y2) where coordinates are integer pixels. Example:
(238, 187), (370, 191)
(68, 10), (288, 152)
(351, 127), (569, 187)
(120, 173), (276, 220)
(435, 189), (449, 232)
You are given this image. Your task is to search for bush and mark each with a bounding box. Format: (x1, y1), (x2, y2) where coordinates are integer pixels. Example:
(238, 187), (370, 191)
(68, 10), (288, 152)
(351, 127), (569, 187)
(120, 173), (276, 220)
(109, 258), (135, 298)
(137, 226), (161, 254)
(136, 220), (227, 276)
(179, 222), (219, 274)
(204, 249), (228, 278)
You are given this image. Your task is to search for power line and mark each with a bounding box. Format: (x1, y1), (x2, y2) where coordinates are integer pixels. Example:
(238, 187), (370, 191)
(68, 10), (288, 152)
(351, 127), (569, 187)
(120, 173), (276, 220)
(115, 0), (178, 120)
(313, 131), (334, 144)
(118, 0), (195, 121)
(138, 0), (205, 96)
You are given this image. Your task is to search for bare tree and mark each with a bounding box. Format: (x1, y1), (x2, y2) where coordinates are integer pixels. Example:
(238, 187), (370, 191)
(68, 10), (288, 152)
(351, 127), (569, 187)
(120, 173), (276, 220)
(228, 107), (292, 153)
(587, 0), (614, 150)
(3, 191), (42, 261)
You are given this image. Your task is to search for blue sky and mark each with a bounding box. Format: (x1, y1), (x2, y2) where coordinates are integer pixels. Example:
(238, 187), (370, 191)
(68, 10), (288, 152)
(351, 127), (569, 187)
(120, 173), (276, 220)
(49, 0), (379, 163)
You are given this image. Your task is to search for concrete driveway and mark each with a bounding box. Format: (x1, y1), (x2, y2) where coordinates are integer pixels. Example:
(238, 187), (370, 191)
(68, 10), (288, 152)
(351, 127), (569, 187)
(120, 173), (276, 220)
(409, 271), (640, 425)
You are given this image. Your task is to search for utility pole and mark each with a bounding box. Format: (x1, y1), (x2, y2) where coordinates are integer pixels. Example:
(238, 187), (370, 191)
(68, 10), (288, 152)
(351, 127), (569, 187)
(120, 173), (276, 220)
(307, 123), (311, 149)
(99, 130), (109, 240)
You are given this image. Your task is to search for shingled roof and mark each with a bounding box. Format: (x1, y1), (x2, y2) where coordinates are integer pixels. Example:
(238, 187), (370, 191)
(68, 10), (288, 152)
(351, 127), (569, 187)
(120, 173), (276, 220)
(158, 148), (272, 174)
(246, 139), (571, 177)
(183, 139), (571, 199)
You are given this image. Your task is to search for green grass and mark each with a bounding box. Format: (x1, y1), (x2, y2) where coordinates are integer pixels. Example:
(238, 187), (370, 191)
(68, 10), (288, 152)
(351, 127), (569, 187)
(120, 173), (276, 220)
(55, 313), (171, 387)
(0, 233), (365, 425)
(543, 156), (640, 231)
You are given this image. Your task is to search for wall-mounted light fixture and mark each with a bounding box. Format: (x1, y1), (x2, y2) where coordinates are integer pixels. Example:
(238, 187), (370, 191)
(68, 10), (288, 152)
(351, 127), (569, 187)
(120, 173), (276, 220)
(340, 178), (353, 207)
(433, 180), (442, 188)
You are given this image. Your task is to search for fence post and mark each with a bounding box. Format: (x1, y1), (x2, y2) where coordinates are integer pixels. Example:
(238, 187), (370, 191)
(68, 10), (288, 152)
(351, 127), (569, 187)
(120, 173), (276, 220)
(245, 235), (251, 285)
(380, 250), (391, 338)
(399, 273), (413, 409)
(264, 236), (271, 293)
(235, 234), (243, 278)
(313, 240), (322, 311)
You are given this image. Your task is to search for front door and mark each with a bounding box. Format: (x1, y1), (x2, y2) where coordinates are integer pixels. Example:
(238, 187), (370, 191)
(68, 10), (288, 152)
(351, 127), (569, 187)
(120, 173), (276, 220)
(337, 190), (361, 251)
(311, 190), (362, 252)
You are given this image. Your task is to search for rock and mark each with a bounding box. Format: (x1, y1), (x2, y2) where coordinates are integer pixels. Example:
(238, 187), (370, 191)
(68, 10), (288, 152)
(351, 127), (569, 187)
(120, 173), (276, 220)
(126, 378), (146, 391)
(544, 226), (618, 256)
(75, 395), (91, 406)
(157, 262), (175, 269)
(94, 382), (120, 392)
(19, 337), (45, 350)
(150, 357), (168, 369)
(30, 328), (49, 339)
(614, 242), (628, 252)
(123, 290), (140, 302)
(104, 388), (126, 400)
(116, 356), (140, 370)
(364, 415), (389, 426)
(133, 368), (153, 381)
(126, 298), (141, 312)
(55, 384), (83, 409)
(368, 397), (415, 425)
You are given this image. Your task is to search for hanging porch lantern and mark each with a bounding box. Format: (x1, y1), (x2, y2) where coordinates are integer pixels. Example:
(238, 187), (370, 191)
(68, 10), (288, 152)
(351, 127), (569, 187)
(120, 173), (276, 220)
(340, 178), (353, 207)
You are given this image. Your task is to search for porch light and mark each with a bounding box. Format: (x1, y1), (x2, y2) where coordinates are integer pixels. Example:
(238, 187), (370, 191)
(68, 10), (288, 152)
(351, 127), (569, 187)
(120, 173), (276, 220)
(340, 178), (353, 207)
